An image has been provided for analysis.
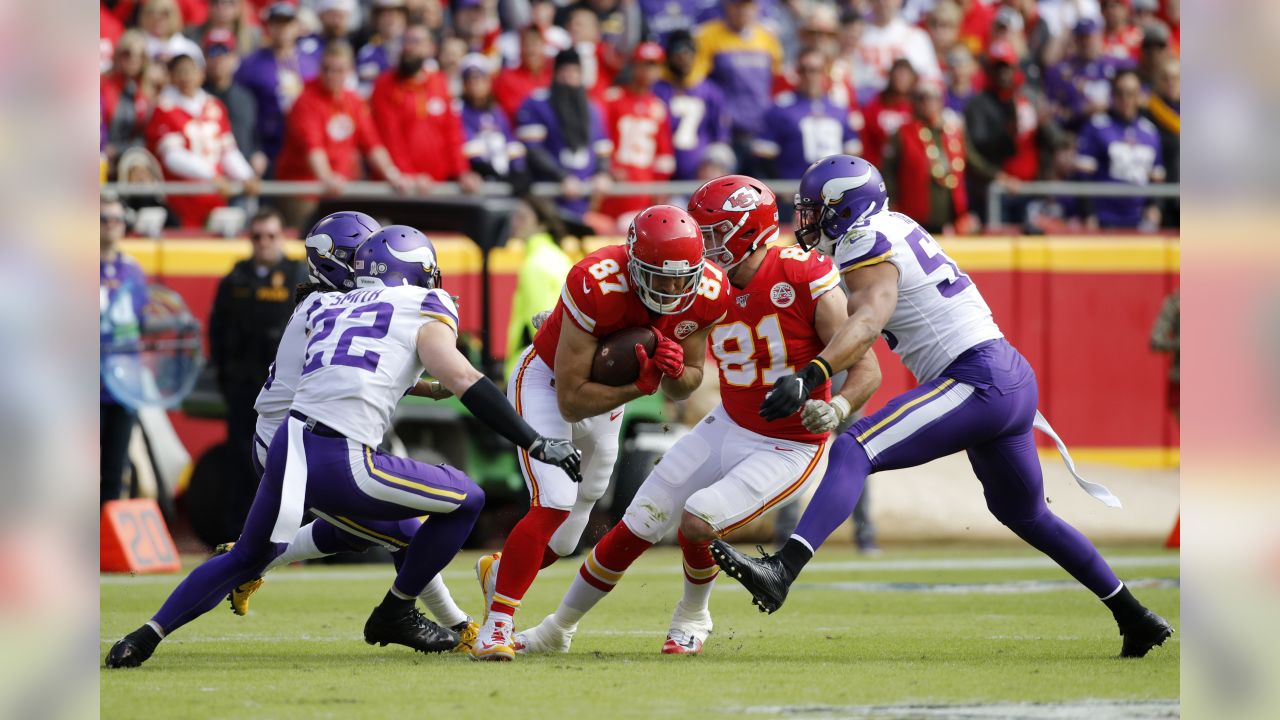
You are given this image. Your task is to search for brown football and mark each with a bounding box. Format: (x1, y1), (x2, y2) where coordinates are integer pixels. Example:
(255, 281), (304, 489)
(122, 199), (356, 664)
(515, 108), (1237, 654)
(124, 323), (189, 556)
(590, 327), (658, 386)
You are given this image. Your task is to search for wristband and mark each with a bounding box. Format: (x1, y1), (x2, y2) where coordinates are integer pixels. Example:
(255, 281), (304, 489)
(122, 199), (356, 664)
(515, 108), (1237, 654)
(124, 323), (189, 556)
(830, 396), (852, 421)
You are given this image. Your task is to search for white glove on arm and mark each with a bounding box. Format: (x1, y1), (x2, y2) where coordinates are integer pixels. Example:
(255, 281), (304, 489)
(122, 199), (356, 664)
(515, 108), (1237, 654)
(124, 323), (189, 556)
(800, 396), (853, 434)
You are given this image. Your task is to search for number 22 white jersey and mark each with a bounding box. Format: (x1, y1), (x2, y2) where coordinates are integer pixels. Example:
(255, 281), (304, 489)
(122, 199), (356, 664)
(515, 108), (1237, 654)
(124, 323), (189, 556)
(832, 211), (1003, 383)
(253, 290), (342, 444)
(291, 285), (460, 448)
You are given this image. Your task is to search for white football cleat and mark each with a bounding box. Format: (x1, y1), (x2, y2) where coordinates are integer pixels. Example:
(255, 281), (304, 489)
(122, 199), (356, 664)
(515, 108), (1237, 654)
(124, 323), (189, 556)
(471, 615), (515, 662)
(662, 603), (712, 655)
(513, 614), (577, 655)
(475, 552), (500, 620)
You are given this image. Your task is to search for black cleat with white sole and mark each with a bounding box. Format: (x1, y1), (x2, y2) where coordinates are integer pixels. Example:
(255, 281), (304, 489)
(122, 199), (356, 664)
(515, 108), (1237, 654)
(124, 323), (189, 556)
(363, 604), (459, 654)
(710, 540), (794, 614)
(1119, 609), (1174, 658)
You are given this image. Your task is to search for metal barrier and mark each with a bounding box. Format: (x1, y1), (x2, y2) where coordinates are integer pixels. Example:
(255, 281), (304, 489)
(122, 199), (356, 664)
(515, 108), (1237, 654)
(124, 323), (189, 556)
(101, 179), (803, 198)
(102, 178), (1180, 230)
(987, 181), (1180, 228)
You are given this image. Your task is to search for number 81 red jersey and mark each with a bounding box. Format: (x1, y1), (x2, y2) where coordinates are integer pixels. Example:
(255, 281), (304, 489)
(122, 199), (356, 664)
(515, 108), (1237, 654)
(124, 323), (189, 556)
(533, 244), (731, 370)
(711, 245), (841, 444)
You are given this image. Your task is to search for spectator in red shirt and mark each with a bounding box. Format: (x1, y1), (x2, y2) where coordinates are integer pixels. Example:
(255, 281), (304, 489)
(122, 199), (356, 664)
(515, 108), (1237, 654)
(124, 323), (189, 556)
(494, 25), (554, 120)
(600, 42), (675, 221)
(276, 41), (411, 222)
(145, 50), (260, 228)
(861, 58), (917, 168)
(370, 25), (483, 192)
(1102, 0), (1143, 60)
(883, 80), (973, 234)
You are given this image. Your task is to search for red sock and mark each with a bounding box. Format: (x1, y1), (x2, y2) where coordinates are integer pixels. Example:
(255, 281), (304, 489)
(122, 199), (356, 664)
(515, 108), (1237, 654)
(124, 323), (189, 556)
(578, 522), (653, 592)
(540, 543), (560, 566)
(490, 506), (569, 617)
(678, 529), (719, 585)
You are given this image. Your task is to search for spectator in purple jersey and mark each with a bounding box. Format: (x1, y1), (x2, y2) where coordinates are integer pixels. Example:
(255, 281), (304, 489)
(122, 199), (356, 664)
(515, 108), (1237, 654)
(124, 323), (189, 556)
(1044, 18), (1132, 131)
(515, 48), (612, 218)
(235, 3), (315, 167)
(459, 54), (529, 186)
(753, 49), (861, 179)
(356, 0), (411, 95)
(652, 29), (731, 181)
(639, 0), (704, 46)
(1074, 69), (1165, 230)
(100, 192), (148, 506)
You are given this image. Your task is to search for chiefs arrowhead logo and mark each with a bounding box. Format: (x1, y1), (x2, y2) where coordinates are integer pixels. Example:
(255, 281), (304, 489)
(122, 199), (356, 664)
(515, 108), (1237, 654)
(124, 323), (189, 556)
(721, 186), (761, 212)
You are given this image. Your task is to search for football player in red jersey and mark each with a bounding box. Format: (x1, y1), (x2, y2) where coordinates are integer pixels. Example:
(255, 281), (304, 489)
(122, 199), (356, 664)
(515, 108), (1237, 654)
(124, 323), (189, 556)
(473, 205), (733, 660)
(144, 50), (258, 228)
(600, 41), (677, 220)
(509, 176), (882, 656)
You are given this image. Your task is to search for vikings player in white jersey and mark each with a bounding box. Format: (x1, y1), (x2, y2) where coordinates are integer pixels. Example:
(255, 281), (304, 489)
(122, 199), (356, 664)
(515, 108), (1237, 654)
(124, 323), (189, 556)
(710, 155), (1173, 659)
(198, 211), (478, 651)
(107, 226), (582, 668)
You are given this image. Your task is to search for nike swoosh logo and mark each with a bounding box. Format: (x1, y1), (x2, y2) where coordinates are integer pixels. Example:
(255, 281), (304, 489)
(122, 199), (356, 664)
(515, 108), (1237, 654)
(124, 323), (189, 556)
(773, 446), (793, 452)
(582, 279), (592, 295)
(610, 410), (623, 421)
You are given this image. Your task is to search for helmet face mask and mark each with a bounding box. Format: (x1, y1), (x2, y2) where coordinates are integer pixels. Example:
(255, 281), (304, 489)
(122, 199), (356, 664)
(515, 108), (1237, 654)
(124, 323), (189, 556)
(792, 199), (824, 252)
(625, 205), (706, 315)
(687, 175), (779, 272)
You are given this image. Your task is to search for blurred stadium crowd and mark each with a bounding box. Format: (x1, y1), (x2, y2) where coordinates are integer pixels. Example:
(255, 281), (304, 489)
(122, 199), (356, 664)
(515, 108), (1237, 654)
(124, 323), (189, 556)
(99, 0), (1180, 235)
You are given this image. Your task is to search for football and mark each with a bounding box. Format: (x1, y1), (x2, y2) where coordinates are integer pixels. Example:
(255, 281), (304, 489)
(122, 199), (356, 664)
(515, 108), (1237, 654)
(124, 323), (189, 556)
(590, 326), (657, 386)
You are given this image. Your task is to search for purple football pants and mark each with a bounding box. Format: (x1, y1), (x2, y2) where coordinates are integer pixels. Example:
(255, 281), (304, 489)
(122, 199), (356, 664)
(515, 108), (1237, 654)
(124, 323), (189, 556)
(151, 420), (483, 634)
(794, 340), (1122, 597)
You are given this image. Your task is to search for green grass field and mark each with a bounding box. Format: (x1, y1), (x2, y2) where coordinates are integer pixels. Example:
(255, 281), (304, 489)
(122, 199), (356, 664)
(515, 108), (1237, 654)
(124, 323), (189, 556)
(101, 545), (1179, 719)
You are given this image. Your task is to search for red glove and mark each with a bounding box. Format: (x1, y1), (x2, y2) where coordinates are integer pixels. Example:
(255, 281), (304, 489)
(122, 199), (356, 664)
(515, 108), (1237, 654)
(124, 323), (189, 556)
(652, 330), (685, 379)
(634, 330), (684, 395)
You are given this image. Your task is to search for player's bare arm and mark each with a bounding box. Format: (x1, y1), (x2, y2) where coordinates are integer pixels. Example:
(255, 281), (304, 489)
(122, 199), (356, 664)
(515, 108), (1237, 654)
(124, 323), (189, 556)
(419, 320), (582, 482)
(796, 286), (882, 434)
(659, 323), (713, 400)
(761, 261), (898, 421)
(554, 317), (646, 423)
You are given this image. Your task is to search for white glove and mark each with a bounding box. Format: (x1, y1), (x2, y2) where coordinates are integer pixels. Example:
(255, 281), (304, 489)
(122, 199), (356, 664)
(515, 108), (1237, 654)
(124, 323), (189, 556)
(800, 396), (853, 434)
(531, 309), (552, 330)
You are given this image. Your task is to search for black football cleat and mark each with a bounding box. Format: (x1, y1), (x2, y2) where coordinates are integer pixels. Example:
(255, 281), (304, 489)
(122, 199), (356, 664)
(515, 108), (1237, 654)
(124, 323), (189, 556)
(710, 540), (793, 614)
(1119, 609), (1174, 658)
(364, 604), (459, 654)
(104, 627), (160, 669)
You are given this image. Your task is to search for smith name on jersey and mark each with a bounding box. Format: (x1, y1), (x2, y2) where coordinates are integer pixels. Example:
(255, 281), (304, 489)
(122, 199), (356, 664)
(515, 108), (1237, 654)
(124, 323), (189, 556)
(291, 285), (459, 448)
(833, 211), (1003, 383)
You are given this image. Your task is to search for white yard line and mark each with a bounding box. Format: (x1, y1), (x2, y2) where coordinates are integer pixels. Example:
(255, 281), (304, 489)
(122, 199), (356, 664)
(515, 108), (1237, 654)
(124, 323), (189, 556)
(101, 555), (1179, 586)
(728, 700), (1180, 719)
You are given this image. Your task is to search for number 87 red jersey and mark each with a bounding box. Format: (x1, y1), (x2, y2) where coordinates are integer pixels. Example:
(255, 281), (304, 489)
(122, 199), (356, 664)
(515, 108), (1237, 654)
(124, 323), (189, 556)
(532, 244), (732, 370)
(711, 245), (842, 444)
(529, 242), (732, 366)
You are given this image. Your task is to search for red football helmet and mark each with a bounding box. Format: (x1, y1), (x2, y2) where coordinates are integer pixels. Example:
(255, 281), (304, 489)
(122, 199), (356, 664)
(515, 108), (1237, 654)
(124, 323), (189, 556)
(687, 175), (780, 271)
(626, 205), (705, 315)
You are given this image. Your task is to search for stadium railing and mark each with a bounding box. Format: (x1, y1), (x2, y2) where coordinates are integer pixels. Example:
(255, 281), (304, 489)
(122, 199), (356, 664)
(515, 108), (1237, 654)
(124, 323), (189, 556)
(986, 181), (1180, 227)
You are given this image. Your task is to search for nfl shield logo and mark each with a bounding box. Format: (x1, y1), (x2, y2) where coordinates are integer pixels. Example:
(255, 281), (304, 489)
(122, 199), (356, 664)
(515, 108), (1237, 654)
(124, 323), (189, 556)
(735, 294), (749, 308)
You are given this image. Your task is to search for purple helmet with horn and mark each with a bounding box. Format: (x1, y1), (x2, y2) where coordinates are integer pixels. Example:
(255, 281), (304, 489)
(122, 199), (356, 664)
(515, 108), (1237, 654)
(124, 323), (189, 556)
(305, 211), (380, 290)
(793, 154), (888, 255)
(353, 225), (443, 290)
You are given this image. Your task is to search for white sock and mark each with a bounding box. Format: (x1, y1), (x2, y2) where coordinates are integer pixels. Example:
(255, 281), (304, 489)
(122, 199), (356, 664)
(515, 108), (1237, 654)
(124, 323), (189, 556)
(552, 571), (607, 628)
(418, 574), (468, 628)
(679, 575), (717, 615)
(264, 522), (323, 571)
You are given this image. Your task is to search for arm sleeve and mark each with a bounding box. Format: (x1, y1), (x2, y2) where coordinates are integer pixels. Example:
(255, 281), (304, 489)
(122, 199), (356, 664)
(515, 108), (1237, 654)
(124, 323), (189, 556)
(459, 378), (539, 448)
(161, 144), (218, 179)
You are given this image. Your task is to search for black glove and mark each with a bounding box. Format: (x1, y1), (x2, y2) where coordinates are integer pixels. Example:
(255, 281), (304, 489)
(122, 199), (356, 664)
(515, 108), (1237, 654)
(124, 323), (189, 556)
(529, 436), (583, 483)
(760, 359), (832, 421)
